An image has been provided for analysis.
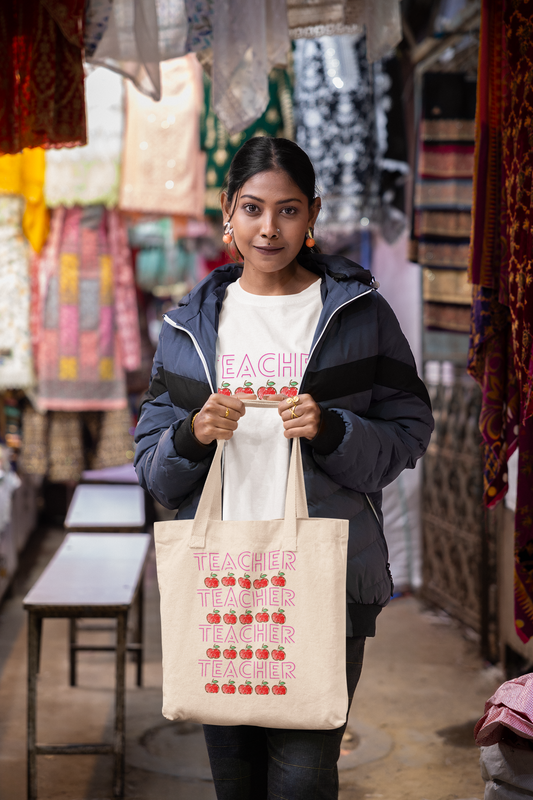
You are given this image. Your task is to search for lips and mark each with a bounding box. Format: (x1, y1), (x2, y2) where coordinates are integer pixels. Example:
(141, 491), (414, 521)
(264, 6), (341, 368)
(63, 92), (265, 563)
(253, 246), (284, 255)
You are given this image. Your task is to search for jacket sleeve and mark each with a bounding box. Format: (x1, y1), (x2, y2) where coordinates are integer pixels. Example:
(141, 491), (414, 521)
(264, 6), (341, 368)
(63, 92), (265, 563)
(134, 340), (215, 509)
(310, 294), (434, 493)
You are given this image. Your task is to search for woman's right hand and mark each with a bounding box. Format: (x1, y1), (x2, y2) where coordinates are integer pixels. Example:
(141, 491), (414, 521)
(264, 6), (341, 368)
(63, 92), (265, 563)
(193, 393), (253, 445)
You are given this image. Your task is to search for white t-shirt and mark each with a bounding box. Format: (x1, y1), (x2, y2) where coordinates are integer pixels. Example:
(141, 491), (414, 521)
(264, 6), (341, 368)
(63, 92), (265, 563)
(216, 277), (323, 521)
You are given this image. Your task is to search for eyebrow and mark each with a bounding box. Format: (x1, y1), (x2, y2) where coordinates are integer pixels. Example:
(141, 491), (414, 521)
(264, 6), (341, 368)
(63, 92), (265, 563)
(240, 194), (303, 204)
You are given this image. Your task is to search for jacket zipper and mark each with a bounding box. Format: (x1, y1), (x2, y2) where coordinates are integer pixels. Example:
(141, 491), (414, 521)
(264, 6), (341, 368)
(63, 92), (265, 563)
(163, 315), (215, 393)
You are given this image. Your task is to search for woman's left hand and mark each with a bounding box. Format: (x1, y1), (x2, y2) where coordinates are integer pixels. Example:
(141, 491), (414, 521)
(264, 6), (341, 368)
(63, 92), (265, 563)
(275, 393), (321, 440)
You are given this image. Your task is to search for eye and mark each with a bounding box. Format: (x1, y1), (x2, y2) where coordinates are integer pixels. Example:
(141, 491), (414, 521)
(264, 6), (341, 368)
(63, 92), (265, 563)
(243, 203), (259, 213)
(281, 207), (298, 215)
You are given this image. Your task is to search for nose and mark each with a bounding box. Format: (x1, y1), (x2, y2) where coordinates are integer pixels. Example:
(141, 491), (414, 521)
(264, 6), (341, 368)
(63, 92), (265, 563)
(260, 216), (279, 240)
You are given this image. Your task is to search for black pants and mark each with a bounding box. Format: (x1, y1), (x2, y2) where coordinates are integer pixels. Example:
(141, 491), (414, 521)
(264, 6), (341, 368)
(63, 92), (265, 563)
(203, 636), (366, 800)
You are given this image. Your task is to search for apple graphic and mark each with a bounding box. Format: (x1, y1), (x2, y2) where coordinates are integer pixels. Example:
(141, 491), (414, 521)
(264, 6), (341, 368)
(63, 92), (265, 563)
(239, 645), (253, 660)
(223, 646), (237, 660)
(238, 681), (253, 694)
(223, 609), (237, 624)
(255, 681), (270, 695)
(222, 680), (236, 694)
(221, 573), (236, 587)
(280, 380), (298, 397)
(255, 608), (269, 623)
(206, 646), (221, 659)
(218, 383), (231, 395)
(255, 644), (269, 660)
(204, 573), (219, 588)
(272, 681), (287, 695)
(206, 609), (221, 624)
(239, 610), (253, 624)
(205, 680), (219, 693)
(258, 381), (276, 399)
(235, 381), (254, 394)
(272, 609), (286, 624)
(238, 574), (252, 589)
(272, 646), (286, 661)
(253, 573), (269, 589)
(271, 571), (286, 587)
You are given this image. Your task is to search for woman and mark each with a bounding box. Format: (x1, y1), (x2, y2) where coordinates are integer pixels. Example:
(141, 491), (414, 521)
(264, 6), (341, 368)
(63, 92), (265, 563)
(135, 137), (434, 799)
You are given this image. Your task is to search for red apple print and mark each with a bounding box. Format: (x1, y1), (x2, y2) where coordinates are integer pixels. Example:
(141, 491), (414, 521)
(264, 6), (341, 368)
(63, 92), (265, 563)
(222, 680), (236, 694)
(255, 681), (270, 695)
(206, 609), (221, 624)
(272, 608), (286, 624)
(255, 644), (269, 660)
(272, 646), (286, 661)
(255, 608), (269, 623)
(239, 610), (253, 624)
(205, 680), (219, 693)
(272, 681), (287, 695)
(206, 646), (221, 659)
(238, 574), (251, 589)
(223, 609), (237, 624)
(271, 571), (286, 587)
(280, 380), (298, 397)
(223, 646), (237, 659)
(218, 383), (231, 395)
(239, 681), (253, 694)
(221, 573), (236, 587)
(258, 381), (276, 399)
(235, 381), (254, 394)
(253, 573), (269, 589)
(239, 645), (253, 660)
(204, 573), (219, 588)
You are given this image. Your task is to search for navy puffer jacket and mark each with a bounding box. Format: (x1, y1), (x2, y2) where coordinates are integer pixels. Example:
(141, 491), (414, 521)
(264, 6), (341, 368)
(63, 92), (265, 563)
(134, 253), (434, 636)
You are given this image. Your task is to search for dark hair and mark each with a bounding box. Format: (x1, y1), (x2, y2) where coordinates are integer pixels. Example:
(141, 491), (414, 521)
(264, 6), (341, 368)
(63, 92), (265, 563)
(224, 137), (319, 255)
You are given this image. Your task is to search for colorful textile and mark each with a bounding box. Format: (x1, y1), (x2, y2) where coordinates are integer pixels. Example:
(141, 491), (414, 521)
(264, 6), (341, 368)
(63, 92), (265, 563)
(84, 0), (113, 58)
(201, 68), (293, 212)
(467, 0), (533, 643)
(0, 148), (48, 253)
(120, 55), (205, 217)
(0, 197), (34, 390)
(185, 0), (213, 52)
(0, 0), (86, 155)
(36, 206), (141, 411)
(475, 674), (533, 746)
(45, 68), (124, 209)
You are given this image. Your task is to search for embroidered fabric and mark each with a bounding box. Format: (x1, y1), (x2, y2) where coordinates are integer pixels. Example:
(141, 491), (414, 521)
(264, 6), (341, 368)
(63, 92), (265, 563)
(185, 0), (213, 52)
(88, 0), (188, 101)
(212, 0), (290, 134)
(45, 68), (124, 209)
(120, 55), (206, 217)
(0, 197), (34, 391)
(0, 0), (86, 155)
(0, 149), (49, 253)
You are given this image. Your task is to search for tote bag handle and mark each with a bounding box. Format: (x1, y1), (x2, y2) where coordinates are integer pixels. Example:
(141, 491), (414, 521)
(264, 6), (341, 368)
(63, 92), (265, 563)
(189, 399), (309, 551)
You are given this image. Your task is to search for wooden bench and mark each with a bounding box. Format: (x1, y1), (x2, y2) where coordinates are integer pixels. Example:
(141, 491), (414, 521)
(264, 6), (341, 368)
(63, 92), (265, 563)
(64, 484), (146, 533)
(23, 533), (151, 799)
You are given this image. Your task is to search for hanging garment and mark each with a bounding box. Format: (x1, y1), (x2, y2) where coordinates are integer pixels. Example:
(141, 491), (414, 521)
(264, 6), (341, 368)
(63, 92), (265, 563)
(0, 0), (86, 155)
(120, 55), (206, 217)
(185, 0), (213, 52)
(36, 206), (141, 412)
(45, 69), (124, 209)
(0, 149), (48, 253)
(201, 68), (293, 213)
(212, 0), (290, 134)
(88, 0), (188, 101)
(0, 197), (34, 391)
(467, 0), (533, 643)
(84, 0), (114, 58)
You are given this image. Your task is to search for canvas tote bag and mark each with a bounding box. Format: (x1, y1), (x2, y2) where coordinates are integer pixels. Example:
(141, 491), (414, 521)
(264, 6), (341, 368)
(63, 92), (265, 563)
(154, 401), (349, 729)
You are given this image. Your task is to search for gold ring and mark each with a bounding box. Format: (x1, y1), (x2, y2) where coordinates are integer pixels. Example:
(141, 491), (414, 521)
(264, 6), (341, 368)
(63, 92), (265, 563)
(286, 395), (300, 406)
(290, 407), (299, 419)
(225, 407), (230, 418)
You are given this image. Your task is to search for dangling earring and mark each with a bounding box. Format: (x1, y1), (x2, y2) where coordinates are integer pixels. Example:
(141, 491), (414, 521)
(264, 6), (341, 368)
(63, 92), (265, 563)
(223, 221), (233, 244)
(305, 227), (315, 248)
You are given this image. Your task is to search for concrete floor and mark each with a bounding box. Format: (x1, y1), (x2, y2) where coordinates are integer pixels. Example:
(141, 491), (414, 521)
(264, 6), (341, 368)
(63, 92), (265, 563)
(0, 525), (500, 800)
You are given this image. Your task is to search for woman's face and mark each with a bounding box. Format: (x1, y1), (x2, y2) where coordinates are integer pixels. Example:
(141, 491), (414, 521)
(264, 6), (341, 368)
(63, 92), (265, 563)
(222, 169), (320, 274)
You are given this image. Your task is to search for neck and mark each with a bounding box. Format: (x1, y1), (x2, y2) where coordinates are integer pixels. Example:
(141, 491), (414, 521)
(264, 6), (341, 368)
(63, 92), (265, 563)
(239, 257), (317, 296)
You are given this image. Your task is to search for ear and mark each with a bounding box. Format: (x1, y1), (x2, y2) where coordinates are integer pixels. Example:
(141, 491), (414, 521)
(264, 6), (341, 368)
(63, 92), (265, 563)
(221, 191), (230, 222)
(308, 197), (321, 228)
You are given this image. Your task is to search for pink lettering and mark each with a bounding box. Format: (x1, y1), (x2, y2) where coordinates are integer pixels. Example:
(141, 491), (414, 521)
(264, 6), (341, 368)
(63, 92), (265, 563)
(281, 589), (296, 607)
(282, 662), (296, 679)
(258, 353), (275, 377)
(282, 626), (295, 644)
(239, 626), (253, 643)
(198, 660), (210, 677)
(238, 552), (251, 570)
(253, 589), (267, 607)
(199, 625), (212, 642)
(269, 588), (281, 606)
(221, 553), (237, 571)
(283, 552), (297, 571)
(269, 662), (282, 680)
(209, 553), (221, 571)
(224, 627), (238, 643)
(224, 588), (238, 607)
(252, 553), (265, 572)
(212, 660), (223, 678)
(268, 551), (281, 570)
(213, 627), (224, 643)
(212, 589), (223, 606)
(239, 661), (252, 678)
(221, 354), (235, 379)
(269, 624), (281, 644)
(224, 662), (238, 679)
(193, 553), (208, 571)
(254, 661), (268, 679)
(236, 354), (256, 379)
(254, 624), (268, 641)
(196, 590), (210, 607)
(239, 590), (252, 607)
(278, 353), (296, 377)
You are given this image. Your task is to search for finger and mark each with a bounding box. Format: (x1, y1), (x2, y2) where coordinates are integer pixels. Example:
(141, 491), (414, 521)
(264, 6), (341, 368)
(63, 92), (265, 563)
(263, 393), (286, 402)
(234, 393), (257, 400)
(213, 394), (246, 415)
